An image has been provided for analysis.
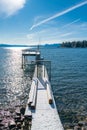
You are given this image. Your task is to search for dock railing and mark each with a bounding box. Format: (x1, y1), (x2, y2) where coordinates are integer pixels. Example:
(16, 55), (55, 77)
(22, 60), (51, 81)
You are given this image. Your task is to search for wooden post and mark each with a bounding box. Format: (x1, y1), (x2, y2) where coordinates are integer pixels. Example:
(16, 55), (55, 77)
(49, 61), (51, 81)
(44, 63), (45, 78)
(22, 55), (24, 69)
(24, 55), (25, 68)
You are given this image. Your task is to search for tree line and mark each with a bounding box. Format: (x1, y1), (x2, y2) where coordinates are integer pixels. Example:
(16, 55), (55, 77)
(61, 40), (87, 48)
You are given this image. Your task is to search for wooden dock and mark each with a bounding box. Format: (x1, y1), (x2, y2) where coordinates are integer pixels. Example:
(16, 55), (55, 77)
(22, 49), (41, 68)
(22, 49), (40, 56)
(21, 49), (64, 130)
(24, 64), (64, 130)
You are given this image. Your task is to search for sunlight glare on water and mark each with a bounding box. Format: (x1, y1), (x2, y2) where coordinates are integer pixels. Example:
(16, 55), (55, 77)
(0, 47), (87, 125)
(0, 47), (31, 108)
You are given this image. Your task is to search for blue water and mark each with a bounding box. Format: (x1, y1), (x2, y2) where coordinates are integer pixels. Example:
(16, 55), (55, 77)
(0, 48), (31, 107)
(0, 47), (87, 124)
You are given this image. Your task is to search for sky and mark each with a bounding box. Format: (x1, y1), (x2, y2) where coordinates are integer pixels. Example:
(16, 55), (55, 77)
(0, 0), (87, 45)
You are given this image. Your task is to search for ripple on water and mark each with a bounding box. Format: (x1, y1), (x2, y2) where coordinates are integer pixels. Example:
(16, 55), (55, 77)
(0, 48), (87, 125)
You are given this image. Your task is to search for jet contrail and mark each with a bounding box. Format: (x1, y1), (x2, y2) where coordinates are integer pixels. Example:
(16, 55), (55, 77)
(62, 18), (80, 28)
(30, 1), (87, 30)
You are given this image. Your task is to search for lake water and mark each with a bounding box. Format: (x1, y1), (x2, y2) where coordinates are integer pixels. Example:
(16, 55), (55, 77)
(0, 47), (87, 125)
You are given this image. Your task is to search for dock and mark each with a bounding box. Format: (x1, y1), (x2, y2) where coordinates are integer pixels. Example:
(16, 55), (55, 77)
(22, 49), (40, 68)
(22, 49), (64, 130)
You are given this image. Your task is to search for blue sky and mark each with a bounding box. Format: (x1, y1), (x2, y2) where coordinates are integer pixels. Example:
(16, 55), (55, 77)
(0, 0), (87, 45)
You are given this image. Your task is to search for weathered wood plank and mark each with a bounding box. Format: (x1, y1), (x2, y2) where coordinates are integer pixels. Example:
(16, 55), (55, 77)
(24, 106), (32, 120)
(46, 83), (53, 104)
(28, 80), (36, 106)
(31, 85), (37, 109)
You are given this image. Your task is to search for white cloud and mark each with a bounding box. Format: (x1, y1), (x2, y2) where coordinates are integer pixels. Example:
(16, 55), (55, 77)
(27, 27), (74, 44)
(0, 0), (26, 16)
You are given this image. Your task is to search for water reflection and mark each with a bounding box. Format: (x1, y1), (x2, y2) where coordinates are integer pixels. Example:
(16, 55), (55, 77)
(0, 48), (31, 108)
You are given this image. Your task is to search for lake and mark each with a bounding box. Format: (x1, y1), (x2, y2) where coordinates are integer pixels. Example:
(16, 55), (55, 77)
(0, 47), (87, 125)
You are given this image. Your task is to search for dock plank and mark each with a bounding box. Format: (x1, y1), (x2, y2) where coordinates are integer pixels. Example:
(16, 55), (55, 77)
(31, 78), (64, 130)
(24, 106), (32, 119)
(25, 65), (64, 130)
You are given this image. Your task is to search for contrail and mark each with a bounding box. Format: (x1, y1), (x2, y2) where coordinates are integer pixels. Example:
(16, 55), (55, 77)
(62, 18), (80, 28)
(30, 1), (87, 30)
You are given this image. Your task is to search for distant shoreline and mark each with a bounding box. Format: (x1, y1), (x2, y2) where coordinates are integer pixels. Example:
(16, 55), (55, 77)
(0, 42), (87, 48)
(61, 40), (87, 48)
(0, 43), (61, 48)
